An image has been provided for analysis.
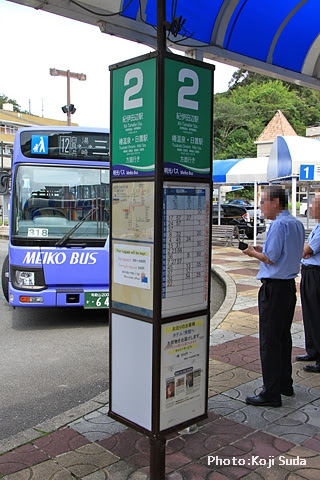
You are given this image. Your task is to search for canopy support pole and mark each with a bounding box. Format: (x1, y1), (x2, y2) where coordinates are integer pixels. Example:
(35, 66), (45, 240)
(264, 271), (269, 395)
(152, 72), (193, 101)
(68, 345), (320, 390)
(307, 183), (310, 229)
(292, 177), (297, 217)
(218, 186), (221, 225)
(253, 181), (257, 245)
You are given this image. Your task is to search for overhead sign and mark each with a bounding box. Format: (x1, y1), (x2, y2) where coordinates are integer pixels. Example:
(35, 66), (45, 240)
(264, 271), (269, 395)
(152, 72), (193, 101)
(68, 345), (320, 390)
(300, 164), (320, 181)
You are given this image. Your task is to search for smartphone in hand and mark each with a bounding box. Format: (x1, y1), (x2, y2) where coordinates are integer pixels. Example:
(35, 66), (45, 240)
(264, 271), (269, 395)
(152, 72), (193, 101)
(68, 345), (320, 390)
(238, 241), (248, 250)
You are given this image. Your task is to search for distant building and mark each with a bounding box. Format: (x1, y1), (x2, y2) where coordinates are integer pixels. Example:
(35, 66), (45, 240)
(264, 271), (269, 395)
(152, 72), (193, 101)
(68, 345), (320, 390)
(0, 102), (77, 219)
(306, 123), (320, 139)
(0, 102), (77, 171)
(254, 109), (318, 203)
(255, 109), (298, 158)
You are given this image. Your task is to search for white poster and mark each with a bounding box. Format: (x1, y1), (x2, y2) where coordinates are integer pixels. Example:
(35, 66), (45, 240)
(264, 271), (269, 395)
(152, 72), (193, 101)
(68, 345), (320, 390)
(114, 244), (151, 289)
(160, 316), (207, 431)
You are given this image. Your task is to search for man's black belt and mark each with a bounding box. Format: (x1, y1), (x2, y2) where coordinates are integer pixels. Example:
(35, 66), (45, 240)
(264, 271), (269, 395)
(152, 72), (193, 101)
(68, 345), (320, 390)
(260, 278), (295, 283)
(301, 264), (320, 270)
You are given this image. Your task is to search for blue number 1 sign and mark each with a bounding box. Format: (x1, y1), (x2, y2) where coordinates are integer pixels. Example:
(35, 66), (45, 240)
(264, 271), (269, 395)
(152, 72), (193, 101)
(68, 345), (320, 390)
(300, 164), (315, 181)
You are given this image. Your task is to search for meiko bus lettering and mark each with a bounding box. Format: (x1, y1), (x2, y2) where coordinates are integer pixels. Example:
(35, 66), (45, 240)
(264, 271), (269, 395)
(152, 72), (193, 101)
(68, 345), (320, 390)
(1, 127), (110, 309)
(22, 251), (98, 265)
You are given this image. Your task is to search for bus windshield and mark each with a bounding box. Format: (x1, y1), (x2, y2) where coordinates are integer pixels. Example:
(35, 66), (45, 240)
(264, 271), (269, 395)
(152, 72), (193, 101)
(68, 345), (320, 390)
(12, 165), (110, 246)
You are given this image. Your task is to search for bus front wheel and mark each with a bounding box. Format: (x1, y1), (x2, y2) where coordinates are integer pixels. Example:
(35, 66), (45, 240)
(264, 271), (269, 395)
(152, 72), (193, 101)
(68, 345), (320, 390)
(1, 254), (9, 302)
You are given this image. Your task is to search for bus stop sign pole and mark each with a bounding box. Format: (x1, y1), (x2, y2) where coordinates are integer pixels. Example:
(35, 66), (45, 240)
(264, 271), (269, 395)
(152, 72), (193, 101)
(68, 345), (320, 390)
(108, 0), (214, 478)
(149, 2), (167, 476)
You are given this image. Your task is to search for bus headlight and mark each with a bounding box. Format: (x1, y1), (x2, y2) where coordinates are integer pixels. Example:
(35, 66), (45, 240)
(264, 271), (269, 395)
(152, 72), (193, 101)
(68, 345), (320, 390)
(11, 267), (46, 291)
(16, 271), (35, 286)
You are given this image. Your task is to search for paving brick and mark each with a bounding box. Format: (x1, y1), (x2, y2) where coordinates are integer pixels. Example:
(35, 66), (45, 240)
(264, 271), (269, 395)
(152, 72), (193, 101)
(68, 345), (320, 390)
(56, 443), (118, 478)
(3, 459), (74, 480)
(33, 427), (89, 457)
(98, 429), (144, 458)
(0, 444), (49, 476)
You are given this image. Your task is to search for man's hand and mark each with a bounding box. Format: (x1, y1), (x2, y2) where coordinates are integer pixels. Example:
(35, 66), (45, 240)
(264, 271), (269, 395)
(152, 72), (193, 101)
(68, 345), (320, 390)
(302, 243), (313, 259)
(242, 244), (273, 265)
(242, 244), (256, 257)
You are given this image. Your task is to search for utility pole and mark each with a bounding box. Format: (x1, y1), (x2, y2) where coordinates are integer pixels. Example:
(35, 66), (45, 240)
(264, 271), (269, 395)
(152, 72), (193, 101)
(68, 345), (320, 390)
(49, 68), (86, 125)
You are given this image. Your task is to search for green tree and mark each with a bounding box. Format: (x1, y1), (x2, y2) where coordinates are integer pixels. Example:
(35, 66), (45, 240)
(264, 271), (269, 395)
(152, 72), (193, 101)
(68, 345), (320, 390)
(0, 94), (22, 112)
(214, 95), (252, 158)
(214, 70), (320, 159)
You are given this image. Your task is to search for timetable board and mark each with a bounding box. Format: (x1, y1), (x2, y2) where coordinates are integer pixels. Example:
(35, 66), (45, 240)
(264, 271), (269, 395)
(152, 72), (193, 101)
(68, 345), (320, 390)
(162, 183), (210, 317)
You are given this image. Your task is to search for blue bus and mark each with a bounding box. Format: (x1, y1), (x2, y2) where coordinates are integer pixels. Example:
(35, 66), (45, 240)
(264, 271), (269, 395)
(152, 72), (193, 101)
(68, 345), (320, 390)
(1, 126), (110, 308)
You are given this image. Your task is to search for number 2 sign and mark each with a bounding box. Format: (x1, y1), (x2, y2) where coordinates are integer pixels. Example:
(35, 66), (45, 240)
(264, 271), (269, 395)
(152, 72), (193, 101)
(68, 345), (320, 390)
(111, 57), (156, 177)
(110, 54), (213, 178)
(164, 58), (213, 178)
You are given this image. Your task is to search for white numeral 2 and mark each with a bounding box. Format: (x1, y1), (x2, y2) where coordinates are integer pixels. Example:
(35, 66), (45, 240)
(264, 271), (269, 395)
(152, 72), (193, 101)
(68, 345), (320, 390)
(178, 68), (199, 110)
(123, 68), (143, 110)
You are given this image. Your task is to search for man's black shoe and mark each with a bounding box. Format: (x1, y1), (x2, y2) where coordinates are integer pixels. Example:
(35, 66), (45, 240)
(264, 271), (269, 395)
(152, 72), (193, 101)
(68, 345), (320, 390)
(296, 354), (316, 362)
(281, 388), (295, 397)
(303, 363), (320, 373)
(245, 395), (282, 407)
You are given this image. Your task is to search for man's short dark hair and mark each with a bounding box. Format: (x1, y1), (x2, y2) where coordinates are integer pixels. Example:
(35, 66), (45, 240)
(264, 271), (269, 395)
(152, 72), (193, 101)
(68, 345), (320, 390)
(263, 186), (288, 209)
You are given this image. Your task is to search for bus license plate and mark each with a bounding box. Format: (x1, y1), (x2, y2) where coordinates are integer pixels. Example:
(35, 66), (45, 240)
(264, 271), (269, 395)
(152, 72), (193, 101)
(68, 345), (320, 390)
(84, 292), (109, 309)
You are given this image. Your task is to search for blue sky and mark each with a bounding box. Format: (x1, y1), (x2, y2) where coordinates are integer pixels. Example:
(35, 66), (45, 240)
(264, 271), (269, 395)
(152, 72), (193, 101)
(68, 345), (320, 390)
(0, 0), (237, 127)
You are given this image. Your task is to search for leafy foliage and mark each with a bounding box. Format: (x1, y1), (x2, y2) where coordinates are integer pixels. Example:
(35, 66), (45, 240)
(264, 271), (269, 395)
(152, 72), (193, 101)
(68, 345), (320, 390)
(226, 186), (254, 202)
(0, 94), (22, 112)
(214, 70), (320, 159)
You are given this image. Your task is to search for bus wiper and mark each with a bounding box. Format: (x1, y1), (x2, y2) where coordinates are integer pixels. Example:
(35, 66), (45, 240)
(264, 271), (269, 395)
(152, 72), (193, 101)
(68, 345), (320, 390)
(56, 207), (98, 247)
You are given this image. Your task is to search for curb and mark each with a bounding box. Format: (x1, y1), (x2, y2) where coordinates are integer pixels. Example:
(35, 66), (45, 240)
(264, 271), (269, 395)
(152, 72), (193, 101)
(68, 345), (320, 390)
(210, 264), (236, 332)
(0, 392), (109, 455)
(0, 266), (236, 455)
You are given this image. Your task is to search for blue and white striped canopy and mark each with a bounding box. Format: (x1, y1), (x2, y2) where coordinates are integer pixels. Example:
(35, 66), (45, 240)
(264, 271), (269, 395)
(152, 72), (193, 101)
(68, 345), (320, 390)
(8, 0), (320, 90)
(268, 135), (320, 180)
(214, 136), (320, 185)
(213, 157), (269, 184)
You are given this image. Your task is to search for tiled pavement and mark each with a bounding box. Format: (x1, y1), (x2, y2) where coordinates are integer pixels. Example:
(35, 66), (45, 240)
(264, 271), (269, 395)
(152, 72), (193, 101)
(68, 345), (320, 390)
(1, 246), (320, 479)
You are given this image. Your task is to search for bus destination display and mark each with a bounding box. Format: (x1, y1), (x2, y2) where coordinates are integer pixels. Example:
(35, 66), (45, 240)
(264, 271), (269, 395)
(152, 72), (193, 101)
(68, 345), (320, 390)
(20, 131), (109, 161)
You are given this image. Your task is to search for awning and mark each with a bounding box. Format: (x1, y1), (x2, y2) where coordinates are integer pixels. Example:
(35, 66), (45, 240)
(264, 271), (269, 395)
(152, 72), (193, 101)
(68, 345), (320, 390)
(213, 157), (269, 184)
(8, 0), (320, 90)
(268, 135), (320, 181)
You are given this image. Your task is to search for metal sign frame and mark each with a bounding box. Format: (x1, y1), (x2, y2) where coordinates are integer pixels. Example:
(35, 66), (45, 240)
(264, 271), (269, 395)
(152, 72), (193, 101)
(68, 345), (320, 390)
(109, 49), (214, 479)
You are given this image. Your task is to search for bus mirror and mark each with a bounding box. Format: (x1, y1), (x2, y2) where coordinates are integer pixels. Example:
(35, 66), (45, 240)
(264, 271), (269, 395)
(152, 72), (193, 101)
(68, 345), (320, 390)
(0, 172), (11, 195)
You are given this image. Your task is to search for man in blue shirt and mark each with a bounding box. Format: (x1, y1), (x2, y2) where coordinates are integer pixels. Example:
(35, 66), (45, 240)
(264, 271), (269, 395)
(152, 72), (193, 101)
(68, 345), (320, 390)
(300, 194), (320, 373)
(243, 186), (305, 407)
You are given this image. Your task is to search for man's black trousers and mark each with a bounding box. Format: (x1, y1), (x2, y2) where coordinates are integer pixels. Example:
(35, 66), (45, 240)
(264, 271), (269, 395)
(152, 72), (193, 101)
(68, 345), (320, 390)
(300, 266), (320, 361)
(258, 278), (296, 401)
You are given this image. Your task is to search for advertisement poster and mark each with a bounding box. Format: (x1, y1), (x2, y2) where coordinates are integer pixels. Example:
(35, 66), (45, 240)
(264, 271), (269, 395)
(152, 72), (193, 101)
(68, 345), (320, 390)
(163, 58), (213, 177)
(111, 57), (156, 177)
(160, 316), (207, 431)
(162, 183), (210, 317)
(114, 244), (151, 289)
